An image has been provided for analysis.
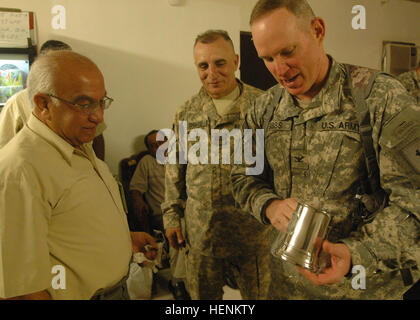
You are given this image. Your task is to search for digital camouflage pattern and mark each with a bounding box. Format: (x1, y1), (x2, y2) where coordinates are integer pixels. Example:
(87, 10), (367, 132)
(398, 69), (420, 104)
(162, 80), (273, 299)
(231, 58), (420, 299)
(185, 247), (271, 300)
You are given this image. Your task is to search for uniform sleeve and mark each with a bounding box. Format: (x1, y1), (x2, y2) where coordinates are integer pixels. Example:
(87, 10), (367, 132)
(341, 76), (420, 280)
(231, 95), (281, 224)
(0, 168), (51, 298)
(129, 157), (149, 194)
(161, 111), (186, 230)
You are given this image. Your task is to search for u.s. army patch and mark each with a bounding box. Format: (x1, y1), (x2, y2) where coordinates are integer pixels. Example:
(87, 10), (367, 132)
(316, 121), (360, 133)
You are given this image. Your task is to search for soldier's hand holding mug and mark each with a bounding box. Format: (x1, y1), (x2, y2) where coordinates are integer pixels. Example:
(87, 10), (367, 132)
(265, 198), (299, 233)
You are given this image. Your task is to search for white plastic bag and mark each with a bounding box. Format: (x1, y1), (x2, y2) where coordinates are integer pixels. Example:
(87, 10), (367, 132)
(126, 262), (153, 300)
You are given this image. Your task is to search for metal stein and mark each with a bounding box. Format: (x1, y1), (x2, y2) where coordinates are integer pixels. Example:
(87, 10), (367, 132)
(271, 203), (333, 273)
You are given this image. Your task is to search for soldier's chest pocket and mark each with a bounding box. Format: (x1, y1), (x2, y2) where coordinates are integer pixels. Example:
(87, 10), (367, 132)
(186, 120), (209, 134)
(309, 130), (364, 196)
(186, 120), (209, 159)
(185, 120), (210, 187)
(265, 127), (291, 174)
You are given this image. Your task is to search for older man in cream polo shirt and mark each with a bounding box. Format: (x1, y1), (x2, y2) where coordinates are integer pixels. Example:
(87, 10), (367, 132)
(0, 50), (156, 300)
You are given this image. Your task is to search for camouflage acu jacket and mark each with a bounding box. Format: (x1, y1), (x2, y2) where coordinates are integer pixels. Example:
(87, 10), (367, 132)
(162, 80), (272, 258)
(398, 69), (420, 104)
(231, 58), (420, 299)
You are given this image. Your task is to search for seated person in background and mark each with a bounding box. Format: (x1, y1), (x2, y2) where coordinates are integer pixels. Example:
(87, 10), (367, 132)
(0, 40), (106, 160)
(129, 130), (190, 300)
(398, 62), (420, 104)
(130, 130), (164, 233)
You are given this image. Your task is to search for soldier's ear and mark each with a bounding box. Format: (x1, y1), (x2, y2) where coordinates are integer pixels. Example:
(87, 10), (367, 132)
(234, 54), (239, 69)
(311, 17), (326, 43)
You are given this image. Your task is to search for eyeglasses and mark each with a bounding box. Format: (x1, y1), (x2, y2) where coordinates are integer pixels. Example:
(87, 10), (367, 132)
(47, 94), (114, 114)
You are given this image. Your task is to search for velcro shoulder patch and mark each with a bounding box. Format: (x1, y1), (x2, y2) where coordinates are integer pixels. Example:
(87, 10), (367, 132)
(382, 107), (420, 149)
(401, 138), (420, 174)
(347, 64), (378, 92)
(382, 106), (420, 183)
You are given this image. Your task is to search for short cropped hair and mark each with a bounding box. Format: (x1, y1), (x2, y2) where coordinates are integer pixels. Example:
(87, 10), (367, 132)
(194, 29), (234, 50)
(144, 129), (159, 150)
(39, 40), (72, 55)
(250, 0), (316, 25)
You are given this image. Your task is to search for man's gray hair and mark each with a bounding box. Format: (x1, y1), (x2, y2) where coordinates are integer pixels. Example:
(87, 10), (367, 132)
(194, 29), (234, 50)
(250, 0), (316, 26)
(27, 51), (95, 109)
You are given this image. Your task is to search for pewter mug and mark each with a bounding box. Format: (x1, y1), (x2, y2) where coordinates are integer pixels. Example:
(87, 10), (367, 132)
(271, 203), (332, 273)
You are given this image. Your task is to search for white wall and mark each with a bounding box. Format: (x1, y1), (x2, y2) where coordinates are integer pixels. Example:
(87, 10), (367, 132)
(1, 0), (419, 175)
(310, 0), (420, 68)
(241, 0), (420, 68)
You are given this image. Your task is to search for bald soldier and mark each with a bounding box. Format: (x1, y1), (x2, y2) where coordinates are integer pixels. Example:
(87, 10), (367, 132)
(231, 0), (419, 299)
(162, 30), (272, 300)
(0, 51), (157, 300)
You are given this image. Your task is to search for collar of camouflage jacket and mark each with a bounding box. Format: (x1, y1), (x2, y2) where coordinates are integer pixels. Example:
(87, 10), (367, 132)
(275, 56), (347, 125)
(199, 79), (246, 127)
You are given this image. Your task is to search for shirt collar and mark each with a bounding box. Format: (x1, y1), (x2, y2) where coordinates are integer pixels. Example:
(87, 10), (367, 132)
(200, 79), (244, 124)
(277, 56), (345, 124)
(26, 114), (93, 166)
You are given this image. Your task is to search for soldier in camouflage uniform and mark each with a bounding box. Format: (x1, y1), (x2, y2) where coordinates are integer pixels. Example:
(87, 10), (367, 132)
(161, 30), (272, 300)
(231, 0), (420, 299)
(398, 64), (420, 104)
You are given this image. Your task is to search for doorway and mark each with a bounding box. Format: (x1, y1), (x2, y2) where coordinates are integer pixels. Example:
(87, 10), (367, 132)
(239, 31), (277, 91)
